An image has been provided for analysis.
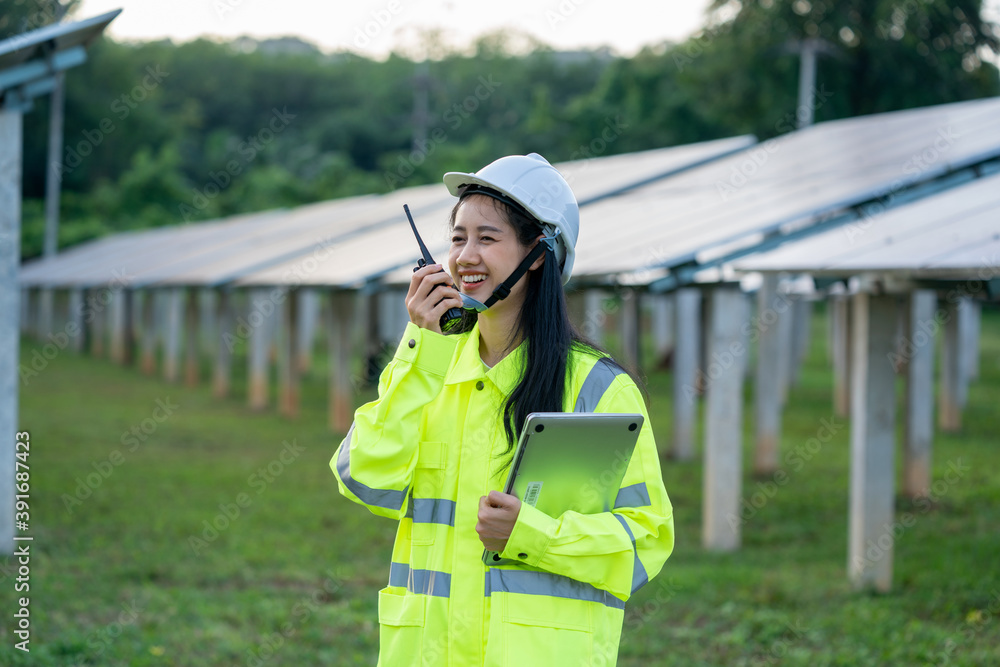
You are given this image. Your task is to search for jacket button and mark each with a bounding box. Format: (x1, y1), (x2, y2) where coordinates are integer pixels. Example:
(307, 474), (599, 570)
(518, 552), (528, 559)
(408, 339), (416, 349)
(476, 381), (484, 390)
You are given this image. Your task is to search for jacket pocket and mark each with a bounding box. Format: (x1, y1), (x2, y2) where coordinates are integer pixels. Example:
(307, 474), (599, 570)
(500, 593), (594, 666)
(414, 442), (445, 491)
(377, 587), (425, 665)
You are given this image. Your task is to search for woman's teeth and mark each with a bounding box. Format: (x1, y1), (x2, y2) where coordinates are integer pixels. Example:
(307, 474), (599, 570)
(462, 274), (486, 284)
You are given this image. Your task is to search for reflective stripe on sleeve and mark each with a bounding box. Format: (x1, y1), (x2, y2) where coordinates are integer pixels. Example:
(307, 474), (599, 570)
(484, 568), (626, 610)
(574, 357), (625, 413)
(404, 497), (457, 526)
(335, 423), (409, 511)
(389, 562), (452, 597)
(613, 513), (649, 594)
(614, 482), (651, 509)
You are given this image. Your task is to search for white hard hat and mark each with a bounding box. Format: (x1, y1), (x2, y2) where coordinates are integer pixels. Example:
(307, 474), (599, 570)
(443, 153), (579, 284)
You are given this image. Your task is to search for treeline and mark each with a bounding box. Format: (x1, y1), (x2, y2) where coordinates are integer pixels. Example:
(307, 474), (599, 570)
(12, 0), (1000, 260)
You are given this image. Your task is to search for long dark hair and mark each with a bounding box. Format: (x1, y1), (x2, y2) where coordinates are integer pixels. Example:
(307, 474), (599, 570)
(448, 193), (644, 468)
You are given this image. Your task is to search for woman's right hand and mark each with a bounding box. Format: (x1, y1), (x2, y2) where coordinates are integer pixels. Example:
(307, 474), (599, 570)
(405, 264), (464, 335)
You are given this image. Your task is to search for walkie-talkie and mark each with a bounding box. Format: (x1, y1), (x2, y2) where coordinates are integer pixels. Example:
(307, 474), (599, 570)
(404, 204), (465, 333)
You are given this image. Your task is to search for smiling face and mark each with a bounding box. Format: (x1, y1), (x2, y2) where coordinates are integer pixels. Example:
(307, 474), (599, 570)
(448, 194), (543, 319)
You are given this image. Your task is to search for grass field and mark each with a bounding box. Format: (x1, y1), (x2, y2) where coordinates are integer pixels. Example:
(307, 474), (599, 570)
(1, 305), (998, 666)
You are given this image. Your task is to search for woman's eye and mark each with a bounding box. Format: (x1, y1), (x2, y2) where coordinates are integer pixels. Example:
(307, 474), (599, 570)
(481, 236), (495, 243)
(451, 236), (465, 243)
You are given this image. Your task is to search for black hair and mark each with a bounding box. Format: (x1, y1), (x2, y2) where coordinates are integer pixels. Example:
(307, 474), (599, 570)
(447, 191), (645, 471)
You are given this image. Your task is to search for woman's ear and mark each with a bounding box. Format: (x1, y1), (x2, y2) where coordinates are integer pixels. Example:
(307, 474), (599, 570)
(529, 234), (546, 272)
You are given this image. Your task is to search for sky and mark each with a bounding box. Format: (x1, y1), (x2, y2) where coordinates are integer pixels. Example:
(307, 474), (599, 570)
(73, 0), (715, 58)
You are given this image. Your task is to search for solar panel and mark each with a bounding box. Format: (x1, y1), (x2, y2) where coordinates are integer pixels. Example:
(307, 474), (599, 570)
(19, 209), (286, 288)
(733, 171), (1000, 279)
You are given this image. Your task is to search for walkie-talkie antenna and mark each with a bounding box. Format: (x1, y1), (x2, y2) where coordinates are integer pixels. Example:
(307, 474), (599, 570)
(404, 204), (435, 267)
(403, 204), (489, 319)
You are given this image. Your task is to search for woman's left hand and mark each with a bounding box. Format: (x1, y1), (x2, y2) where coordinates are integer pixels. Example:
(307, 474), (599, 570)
(476, 490), (522, 552)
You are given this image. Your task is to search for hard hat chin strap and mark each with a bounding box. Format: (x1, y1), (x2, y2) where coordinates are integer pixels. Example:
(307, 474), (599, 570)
(479, 237), (554, 309)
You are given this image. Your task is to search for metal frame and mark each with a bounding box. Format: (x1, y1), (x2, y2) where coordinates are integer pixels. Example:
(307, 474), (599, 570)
(0, 10), (121, 112)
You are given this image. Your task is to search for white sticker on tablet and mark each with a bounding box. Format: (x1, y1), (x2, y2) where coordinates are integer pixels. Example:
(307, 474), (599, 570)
(524, 482), (543, 507)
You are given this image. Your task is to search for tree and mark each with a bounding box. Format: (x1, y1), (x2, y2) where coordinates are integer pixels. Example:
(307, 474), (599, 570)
(695, 0), (1000, 137)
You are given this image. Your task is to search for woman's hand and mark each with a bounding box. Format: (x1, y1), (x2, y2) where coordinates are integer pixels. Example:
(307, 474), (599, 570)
(476, 490), (522, 552)
(405, 264), (464, 334)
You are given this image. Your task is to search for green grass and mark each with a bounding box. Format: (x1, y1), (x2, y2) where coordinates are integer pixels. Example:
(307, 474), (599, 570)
(2, 307), (999, 666)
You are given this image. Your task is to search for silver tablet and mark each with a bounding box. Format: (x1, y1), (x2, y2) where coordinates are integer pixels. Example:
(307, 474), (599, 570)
(482, 411), (644, 566)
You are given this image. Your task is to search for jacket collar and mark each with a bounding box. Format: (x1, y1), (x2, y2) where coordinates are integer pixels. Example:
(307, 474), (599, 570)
(444, 321), (526, 396)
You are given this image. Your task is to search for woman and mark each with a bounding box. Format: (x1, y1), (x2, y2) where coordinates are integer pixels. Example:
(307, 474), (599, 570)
(333, 153), (674, 666)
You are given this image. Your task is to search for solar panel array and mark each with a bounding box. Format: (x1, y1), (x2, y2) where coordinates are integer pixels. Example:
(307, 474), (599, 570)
(18, 137), (755, 289)
(19, 97), (1000, 292)
(568, 97), (1000, 283)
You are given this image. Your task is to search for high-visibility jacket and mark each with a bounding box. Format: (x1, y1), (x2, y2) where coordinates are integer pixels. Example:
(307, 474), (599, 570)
(332, 321), (674, 666)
